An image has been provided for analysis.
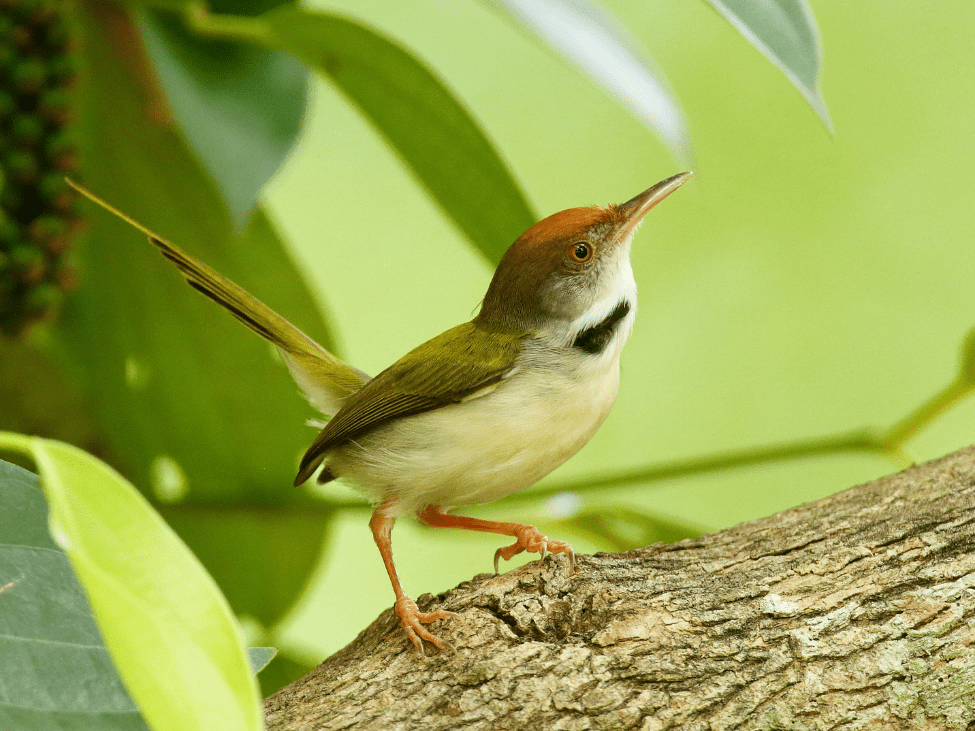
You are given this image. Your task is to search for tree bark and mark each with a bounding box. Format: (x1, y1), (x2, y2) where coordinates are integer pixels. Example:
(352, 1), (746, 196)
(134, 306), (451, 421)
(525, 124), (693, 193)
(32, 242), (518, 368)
(264, 446), (975, 730)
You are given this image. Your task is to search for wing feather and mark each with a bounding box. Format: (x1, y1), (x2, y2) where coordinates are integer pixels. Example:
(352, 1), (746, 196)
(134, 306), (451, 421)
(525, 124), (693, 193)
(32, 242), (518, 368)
(294, 321), (527, 485)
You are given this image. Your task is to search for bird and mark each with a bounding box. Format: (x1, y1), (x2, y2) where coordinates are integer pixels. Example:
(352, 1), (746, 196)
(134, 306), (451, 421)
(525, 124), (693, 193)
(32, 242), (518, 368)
(68, 171), (692, 653)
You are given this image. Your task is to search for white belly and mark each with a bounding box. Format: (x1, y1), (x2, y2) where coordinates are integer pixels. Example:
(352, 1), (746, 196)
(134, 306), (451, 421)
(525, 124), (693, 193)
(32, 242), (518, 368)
(327, 350), (622, 517)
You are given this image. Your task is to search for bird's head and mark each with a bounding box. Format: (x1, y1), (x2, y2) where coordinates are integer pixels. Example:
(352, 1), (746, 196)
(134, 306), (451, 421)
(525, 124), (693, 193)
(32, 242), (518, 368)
(478, 172), (692, 334)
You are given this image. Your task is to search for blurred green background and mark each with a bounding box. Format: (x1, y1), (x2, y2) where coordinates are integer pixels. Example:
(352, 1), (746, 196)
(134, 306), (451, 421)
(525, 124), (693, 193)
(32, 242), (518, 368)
(267, 0), (975, 660)
(3, 0), (975, 695)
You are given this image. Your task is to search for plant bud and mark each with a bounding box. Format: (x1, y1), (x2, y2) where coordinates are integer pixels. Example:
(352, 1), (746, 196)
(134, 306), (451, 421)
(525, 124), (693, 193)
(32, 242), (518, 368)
(0, 0), (81, 337)
(9, 243), (45, 282)
(11, 113), (43, 144)
(11, 57), (44, 91)
(4, 149), (38, 183)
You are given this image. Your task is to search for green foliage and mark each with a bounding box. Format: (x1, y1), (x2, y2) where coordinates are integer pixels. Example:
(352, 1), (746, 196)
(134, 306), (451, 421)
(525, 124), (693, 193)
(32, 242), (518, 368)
(257, 5), (538, 263)
(487, 0), (689, 156)
(67, 4), (335, 504)
(160, 502), (335, 627)
(0, 444), (263, 731)
(253, 651), (313, 698)
(702, 0), (830, 128)
(4, 0), (973, 716)
(557, 505), (703, 552)
(136, 8), (307, 227)
(188, 4), (539, 263)
(0, 457), (147, 731)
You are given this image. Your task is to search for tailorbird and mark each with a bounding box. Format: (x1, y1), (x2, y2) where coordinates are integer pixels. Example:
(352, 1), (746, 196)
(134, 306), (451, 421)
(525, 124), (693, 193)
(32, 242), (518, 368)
(69, 171), (692, 653)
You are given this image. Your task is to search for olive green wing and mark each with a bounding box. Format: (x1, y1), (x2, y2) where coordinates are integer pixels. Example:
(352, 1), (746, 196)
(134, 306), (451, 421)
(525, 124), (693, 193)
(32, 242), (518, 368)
(294, 321), (528, 485)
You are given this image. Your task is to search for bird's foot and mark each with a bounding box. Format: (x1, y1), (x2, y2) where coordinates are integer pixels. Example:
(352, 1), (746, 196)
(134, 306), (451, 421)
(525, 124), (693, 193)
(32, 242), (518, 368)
(493, 525), (575, 574)
(395, 595), (458, 656)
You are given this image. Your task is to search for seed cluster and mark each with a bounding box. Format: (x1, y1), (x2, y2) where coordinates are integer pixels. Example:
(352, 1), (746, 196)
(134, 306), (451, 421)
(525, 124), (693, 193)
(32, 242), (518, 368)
(0, 0), (80, 337)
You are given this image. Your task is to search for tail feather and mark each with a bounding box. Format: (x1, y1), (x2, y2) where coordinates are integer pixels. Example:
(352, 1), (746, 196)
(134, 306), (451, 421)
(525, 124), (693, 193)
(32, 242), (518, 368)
(67, 179), (372, 485)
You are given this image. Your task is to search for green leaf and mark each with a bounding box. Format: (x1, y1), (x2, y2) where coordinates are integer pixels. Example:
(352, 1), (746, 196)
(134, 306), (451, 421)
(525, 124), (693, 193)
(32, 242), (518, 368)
(160, 502), (334, 627)
(136, 8), (308, 227)
(0, 457), (148, 731)
(487, 0), (688, 157)
(0, 456), (278, 729)
(702, 0), (831, 129)
(247, 647), (277, 674)
(0, 436), (263, 731)
(64, 3), (336, 502)
(194, 5), (537, 263)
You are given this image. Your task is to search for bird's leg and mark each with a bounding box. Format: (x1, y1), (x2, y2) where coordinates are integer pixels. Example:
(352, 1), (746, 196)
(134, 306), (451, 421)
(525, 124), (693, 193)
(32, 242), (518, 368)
(417, 505), (575, 574)
(369, 507), (457, 654)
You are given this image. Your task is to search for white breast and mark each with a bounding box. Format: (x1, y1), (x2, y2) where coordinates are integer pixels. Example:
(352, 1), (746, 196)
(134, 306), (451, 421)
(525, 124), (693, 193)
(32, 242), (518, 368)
(330, 239), (640, 517)
(328, 311), (634, 518)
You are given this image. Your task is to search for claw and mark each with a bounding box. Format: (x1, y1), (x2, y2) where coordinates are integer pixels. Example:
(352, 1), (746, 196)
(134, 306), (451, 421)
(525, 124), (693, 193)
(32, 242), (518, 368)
(492, 525), (575, 574)
(395, 596), (456, 654)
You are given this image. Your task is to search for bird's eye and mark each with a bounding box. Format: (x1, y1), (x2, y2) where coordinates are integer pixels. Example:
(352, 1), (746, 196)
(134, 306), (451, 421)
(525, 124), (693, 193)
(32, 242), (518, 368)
(570, 242), (592, 262)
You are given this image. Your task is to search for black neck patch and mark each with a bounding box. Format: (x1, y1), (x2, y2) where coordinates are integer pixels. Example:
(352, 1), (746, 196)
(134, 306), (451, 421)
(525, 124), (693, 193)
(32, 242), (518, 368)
(572, 301), (632, 354)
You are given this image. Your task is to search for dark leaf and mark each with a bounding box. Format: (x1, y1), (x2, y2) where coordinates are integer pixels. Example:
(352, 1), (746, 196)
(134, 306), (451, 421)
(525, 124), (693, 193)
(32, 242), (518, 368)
(63, 3), (336, 502)
(137, 8), (307, 227)
(0, 458), (147, 730)
(255, 5), (537, 263)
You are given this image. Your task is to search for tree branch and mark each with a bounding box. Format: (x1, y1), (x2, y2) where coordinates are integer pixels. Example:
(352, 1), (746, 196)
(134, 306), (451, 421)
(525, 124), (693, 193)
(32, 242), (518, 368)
(264, 445), (975, 730)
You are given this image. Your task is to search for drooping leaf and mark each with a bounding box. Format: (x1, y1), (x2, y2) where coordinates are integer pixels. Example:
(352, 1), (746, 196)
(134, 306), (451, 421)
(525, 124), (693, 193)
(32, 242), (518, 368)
(136, 8), (308, 227)
(0, 457), (148, 731)
(0, 436), (264, 731)
(487, 0), (688, 157)
(702, 0), (831, 128)
(247, 647), (277, 674)
(238, 5), (537, 263)
(64, 2), (335, 502)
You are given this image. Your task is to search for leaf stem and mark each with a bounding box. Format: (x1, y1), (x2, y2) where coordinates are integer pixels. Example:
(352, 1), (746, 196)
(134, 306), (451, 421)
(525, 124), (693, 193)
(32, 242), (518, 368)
(0, 431), (33, 454)
(180, 2), (272, 46)
(506, 371), (975, 504)
(140, 368), (975, 515)
(878, 379), (974, 449)
(504, 427), (878, 505)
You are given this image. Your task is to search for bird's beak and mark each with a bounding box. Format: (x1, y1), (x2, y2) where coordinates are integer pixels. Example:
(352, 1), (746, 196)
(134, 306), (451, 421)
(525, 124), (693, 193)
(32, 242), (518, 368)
(615, 171), (693, 239)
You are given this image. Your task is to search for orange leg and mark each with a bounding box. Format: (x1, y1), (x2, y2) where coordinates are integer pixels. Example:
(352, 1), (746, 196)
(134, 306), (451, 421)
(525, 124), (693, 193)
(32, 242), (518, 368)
(418, 505), (575, 574)
(369, 508), (457, 654)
